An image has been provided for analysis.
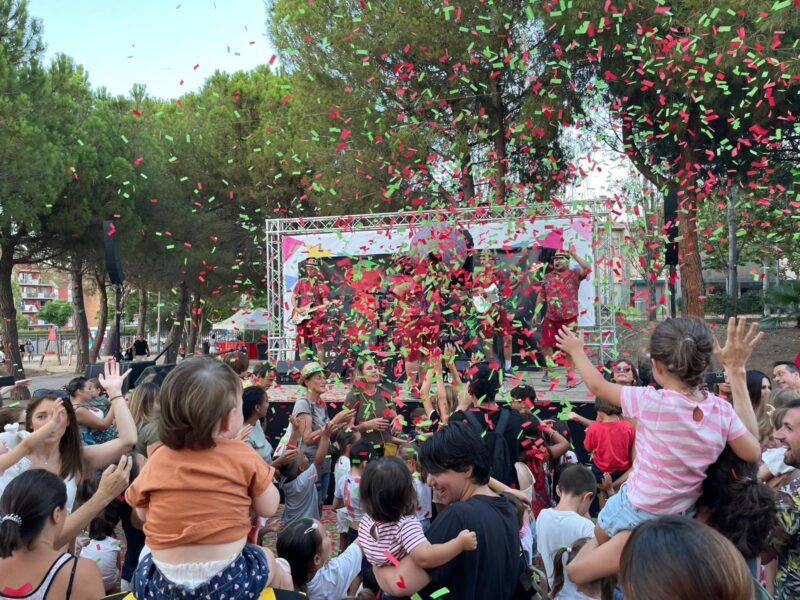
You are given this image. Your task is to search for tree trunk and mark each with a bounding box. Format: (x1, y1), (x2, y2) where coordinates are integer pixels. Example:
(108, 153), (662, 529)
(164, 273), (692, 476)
(70, 259), (91, 373)
(186, 293), (202, 357)
(0, 241), (24, 379)
(136, 288), (148, 339)
(725, 186), (739, 317)
(645, 273), (659, 323)
(488, 77), (507, 204)
(89, 270), (108, 363)
(164, 281), (189, 363)
(676, 191), (705, 318)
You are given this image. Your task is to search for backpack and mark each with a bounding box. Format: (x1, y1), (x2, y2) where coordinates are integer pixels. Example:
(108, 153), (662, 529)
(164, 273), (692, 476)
(464, 408), (516, 487)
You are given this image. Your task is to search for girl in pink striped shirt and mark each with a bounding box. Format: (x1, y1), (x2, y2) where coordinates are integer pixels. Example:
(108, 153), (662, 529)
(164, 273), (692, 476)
(357, 457), (476, 570)
(556, 318), (761, 549)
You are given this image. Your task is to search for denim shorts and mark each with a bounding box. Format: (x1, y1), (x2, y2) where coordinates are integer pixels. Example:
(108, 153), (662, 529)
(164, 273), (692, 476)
(133, 544), (269, 599)
(598, 483), (695, 537)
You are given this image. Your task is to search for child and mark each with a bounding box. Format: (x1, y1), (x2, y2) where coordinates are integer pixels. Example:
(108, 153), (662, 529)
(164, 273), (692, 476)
(535, 464), (597, 586)
(510, 384), (537, 415)
(79, 511), (122, 593)
(332, 427), (359, 550)
(500, 491), (533, 567)
(279, 415), (334, 527)
(397, 444), (433, 528)
(571, 398), (635, 507)
(125, 357), (290, 597)
(357, 456), (477, 572)
(332, 438), (376, 544)
(556, 318), (761, 551)
(550, 537), (613, 599)
(277, 517), (365, 599)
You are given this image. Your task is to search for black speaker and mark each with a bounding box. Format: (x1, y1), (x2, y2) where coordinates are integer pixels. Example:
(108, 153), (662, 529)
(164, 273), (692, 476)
(0, 376), (15, 388)
(121, 360), (156, 392)
(276, 360), (306, 385)
(84, 363), (106, 380)
(664, 189), (679, 267)
(103, 220), (124, 285)
(256, 343), (267, 360)
(135, 364), (177, 387)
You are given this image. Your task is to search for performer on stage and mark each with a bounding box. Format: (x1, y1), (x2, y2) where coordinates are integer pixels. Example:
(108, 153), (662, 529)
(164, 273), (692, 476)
(291, 257), (330, 364)
(534, 248), (591, 373)
(472, 250), (517, 371)
(389, 257), (441, 390)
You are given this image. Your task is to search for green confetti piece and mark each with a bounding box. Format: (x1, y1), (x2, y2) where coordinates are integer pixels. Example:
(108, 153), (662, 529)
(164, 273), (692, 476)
(430, 589), (450, 599)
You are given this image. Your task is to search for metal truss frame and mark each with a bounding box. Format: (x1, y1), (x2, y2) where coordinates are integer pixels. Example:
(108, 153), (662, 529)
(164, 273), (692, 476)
(265, 201), (618, 363)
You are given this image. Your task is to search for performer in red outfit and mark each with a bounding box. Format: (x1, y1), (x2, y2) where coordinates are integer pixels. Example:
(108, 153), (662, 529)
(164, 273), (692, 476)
(472, 251), (517, 371)
(390, 260), (440, 388)
(534, 249), (591, 373)
(292, 258), (331, 364)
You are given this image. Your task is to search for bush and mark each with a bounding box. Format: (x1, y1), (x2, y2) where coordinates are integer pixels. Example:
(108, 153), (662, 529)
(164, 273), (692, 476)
(704, 289), (763, 316)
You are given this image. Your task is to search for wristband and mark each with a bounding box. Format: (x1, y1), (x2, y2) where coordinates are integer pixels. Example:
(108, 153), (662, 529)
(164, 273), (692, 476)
(109, 395), (124, 402)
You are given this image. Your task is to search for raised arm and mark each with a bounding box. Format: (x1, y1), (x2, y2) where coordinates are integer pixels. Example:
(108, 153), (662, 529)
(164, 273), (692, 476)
(420, 369), (436, 417)
(313, 422), (333, 472)
(715, 317), (762, 437)
(84, 360), (137, 471)
(570, 249), (592, 273)
(714, 317), (763, 462)
(556, 327), (623, 407)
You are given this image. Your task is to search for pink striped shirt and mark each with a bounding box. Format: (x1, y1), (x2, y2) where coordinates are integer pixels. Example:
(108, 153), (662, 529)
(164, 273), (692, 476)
(621, 386), (747, 514)
(358, 514), (427, 567)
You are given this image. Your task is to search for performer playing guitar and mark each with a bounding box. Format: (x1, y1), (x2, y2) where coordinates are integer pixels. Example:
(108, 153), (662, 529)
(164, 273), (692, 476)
(291, 257), (331, 364)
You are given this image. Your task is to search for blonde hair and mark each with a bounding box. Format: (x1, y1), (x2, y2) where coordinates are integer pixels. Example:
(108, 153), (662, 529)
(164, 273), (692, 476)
(158, 357), (241, 450)
(128, 381), (160, 426)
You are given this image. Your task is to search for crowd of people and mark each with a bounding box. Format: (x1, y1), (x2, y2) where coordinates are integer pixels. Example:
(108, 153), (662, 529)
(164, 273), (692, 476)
(0, 308), (799, 598)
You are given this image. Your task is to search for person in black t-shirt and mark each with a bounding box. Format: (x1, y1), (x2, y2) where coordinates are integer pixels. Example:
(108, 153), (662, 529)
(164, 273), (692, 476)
(132, 335), (150, 359)
(448, 363), (525, 488)
(373, 421), (523, 600)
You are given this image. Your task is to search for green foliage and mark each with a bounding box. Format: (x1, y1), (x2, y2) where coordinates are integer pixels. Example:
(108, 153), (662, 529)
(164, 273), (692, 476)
(35, 299), (73, 327)
(761, 280), (800, 329)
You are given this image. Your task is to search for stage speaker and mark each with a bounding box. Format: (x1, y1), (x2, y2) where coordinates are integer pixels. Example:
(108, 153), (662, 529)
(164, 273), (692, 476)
(664, 189), (679, 267)
(256, 343), (268, 361)
(103, 220), (125, 285)
(0, 376), (15, 388)
(276, 360), (306, 385)
(84, 363), (106, 380)
(135, 364), (177, 387)
(121, 360), (156, 393)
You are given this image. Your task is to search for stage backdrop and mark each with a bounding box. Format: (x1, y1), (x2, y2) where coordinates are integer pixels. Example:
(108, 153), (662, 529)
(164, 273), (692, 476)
(282, 217), (596, 352)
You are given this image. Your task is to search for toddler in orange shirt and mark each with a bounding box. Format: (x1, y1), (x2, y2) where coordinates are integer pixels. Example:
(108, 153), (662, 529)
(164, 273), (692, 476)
(126, 357), (292, 598)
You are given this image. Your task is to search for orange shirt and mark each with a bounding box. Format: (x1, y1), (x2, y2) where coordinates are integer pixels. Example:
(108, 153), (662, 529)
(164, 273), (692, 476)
(126, 438), (274, 549)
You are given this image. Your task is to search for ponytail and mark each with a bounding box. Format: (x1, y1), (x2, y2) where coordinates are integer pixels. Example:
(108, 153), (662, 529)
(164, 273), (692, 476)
(276, 518), (324, 592)
(0, 470), (67, 558)
(549, 537), (590, 597)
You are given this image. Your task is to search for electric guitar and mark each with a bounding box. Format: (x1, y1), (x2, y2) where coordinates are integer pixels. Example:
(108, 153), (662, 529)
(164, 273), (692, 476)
(289, 303), (330, 326)
(472, 283), (501, 314)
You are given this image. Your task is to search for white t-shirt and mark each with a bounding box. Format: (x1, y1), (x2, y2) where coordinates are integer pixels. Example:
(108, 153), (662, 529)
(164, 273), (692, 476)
(334, 456), (350, 487)
(762, 447), (794, 477)
(535, 508), (595, 586)
(79, 536), (121, 590)
(413, 476), (433, 521)
(306, 541), (363, 600)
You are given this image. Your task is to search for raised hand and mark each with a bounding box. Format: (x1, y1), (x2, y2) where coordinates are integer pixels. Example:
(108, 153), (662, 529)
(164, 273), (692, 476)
(555, 326), (584, 356)
(98, 359), (132, 397)
(713, 317), (763, 372)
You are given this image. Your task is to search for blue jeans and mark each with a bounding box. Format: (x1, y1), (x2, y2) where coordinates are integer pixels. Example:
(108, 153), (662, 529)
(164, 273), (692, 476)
(133, 544), (269, 599)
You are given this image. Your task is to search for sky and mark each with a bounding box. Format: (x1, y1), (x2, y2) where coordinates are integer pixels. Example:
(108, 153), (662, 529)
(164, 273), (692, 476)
(27, 0), (275, 99)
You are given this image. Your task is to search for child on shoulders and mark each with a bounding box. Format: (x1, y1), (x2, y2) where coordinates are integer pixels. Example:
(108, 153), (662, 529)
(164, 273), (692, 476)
(125, 357), (291, 597)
